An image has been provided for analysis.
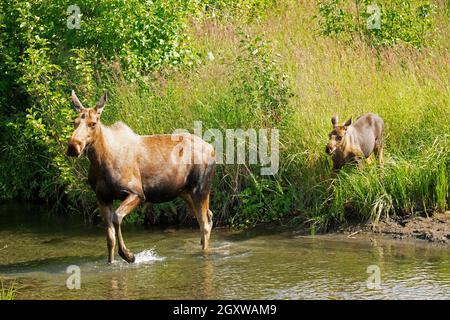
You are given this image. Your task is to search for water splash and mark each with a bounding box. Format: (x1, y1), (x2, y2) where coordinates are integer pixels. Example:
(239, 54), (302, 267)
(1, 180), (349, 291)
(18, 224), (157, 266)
(134, 249), (165, 264)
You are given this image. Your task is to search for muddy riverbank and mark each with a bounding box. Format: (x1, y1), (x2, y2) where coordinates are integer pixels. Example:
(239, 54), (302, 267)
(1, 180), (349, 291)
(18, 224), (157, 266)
(371, 212), (449, 243)
(327, 212), (450, 244)
(253, 211), (450, 244)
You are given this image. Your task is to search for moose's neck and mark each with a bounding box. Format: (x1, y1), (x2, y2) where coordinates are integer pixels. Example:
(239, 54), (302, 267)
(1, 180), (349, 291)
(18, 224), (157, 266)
(333, 129), (352, 160)
(341, 133), (349, 152)
(87, 124), (112, 168)
(342, 126), (356, 151)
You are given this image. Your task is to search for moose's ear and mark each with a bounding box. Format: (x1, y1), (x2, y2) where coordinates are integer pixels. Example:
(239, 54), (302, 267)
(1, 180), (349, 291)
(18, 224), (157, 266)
(71, 90), (84, 113)
(344, 117), (352, 127)
(95, 91), (107, 116)
(331, 114), (338, 127)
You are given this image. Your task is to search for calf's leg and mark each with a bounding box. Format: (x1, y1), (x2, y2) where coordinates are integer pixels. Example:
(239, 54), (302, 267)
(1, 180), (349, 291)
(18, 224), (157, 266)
(112, 194), (142, 263)
(99, 203), (115, 263)
(366, 153), (375, 165)
(375, 143), (384, 167)
(353, 149), (365, 169)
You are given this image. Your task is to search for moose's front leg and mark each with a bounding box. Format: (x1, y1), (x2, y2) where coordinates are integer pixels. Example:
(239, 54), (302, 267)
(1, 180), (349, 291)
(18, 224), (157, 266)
(112, 194), (142, 263)
(351, 148), (365, 170)
(99, 203), (115, 263)
(366, 153), (375, 165)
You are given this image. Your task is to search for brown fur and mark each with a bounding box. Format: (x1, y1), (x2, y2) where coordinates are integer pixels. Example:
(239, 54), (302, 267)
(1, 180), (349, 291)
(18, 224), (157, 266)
(67, 91), (216, 263)
(325, 113), (384, 170)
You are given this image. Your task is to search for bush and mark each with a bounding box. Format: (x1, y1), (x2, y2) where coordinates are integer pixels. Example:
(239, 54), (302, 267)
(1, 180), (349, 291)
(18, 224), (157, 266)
(232, 33), (292, 125)
(224, 34), (294, 227)
(197, 0), (276, 20)
(316, 0), (437, 48)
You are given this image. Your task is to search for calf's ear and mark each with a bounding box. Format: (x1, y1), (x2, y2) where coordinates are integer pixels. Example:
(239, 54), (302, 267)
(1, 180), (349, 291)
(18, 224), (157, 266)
(344, 117), (352, 127)
(71, 90), (84, 113)
(95, 91), (107, 116)
(331, 114), (338, 127)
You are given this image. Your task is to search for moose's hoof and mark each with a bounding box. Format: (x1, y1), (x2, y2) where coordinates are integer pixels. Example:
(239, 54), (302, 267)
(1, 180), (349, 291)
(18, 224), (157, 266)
(118, 249), (135, 263)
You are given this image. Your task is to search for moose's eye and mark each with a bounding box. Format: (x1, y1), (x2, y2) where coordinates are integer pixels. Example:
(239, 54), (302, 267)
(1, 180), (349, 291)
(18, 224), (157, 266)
(336, 136), (342, 141)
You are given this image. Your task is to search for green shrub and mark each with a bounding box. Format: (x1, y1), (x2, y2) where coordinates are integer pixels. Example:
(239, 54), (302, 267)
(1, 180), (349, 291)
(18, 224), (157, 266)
(232, 33), (292, 125)
(197, 0), (276, 20)
(316, 0), (437, 48)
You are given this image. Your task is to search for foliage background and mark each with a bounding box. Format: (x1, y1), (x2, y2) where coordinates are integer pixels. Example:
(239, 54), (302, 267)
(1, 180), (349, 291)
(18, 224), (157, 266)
(0, 0), (448, 229)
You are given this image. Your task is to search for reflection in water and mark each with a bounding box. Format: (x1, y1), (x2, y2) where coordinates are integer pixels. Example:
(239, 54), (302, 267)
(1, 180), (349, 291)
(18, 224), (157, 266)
(109, 274), (128, 300)
(200, 257), (216, 299)
(0, 203), (449, 299)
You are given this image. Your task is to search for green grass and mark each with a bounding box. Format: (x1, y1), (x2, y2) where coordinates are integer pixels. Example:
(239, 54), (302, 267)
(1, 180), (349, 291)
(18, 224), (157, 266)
(0, 280), (17, 300)
(319, 138), (448, 226)
(96, 0), (449, 229)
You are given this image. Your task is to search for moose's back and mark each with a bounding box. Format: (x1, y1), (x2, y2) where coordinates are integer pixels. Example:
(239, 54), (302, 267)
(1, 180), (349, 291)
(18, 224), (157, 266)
(351, 113), (384, 158)
(138, 133), (215, 203)
(88, 123), (215, 204)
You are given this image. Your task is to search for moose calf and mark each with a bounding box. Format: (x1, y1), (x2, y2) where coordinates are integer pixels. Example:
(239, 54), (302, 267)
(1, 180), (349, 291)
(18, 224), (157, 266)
(325, 113), (384, 170)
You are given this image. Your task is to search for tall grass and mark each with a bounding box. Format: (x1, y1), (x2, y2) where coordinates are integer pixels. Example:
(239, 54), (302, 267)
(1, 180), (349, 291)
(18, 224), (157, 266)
(97, 0), (449, 229)
(318, 137), (448, 225)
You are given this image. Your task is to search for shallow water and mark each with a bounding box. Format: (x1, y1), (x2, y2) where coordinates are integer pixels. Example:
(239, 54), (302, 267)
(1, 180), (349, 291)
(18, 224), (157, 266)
(0, 203), (449, 300)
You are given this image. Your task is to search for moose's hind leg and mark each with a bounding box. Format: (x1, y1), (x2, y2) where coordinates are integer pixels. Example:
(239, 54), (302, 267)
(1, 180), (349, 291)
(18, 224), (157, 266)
(180, 192), (197, 219)
(182, 191), (213, 250)
(197, 193), (213, 251)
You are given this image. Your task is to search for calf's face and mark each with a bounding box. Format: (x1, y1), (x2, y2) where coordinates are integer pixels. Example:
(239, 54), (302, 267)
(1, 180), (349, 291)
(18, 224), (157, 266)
(325, 115), (352, 155)
(67, 91), (106, 157)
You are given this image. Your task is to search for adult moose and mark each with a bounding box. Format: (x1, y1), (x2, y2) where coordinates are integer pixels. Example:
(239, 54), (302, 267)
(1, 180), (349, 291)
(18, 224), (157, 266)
(325, 113), (384, 170)
(67, 91), (216, 263)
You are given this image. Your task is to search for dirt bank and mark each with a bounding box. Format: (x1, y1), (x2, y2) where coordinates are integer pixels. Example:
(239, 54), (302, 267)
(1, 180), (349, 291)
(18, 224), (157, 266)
(336, 211), (450, 244)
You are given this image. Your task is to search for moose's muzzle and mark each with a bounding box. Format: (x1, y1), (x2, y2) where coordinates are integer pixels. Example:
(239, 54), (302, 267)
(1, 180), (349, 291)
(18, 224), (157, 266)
(67, 140), (84, 157)
(325, 145), (334, 155)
